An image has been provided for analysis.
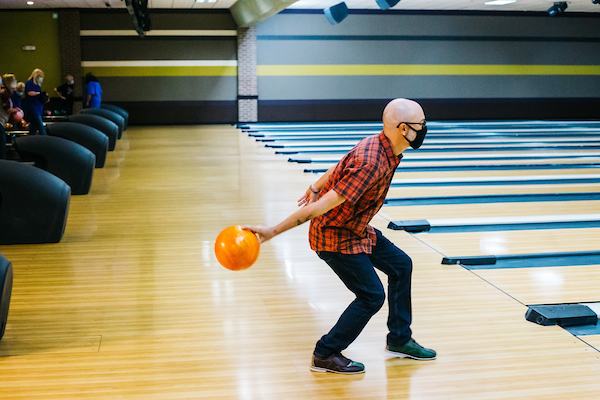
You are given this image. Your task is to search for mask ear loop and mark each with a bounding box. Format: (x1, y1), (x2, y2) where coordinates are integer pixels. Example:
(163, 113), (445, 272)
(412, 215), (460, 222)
(396, 122), (412, 146)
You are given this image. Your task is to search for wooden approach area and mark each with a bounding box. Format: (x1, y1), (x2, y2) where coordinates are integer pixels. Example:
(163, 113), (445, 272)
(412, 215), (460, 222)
(0, 125), (599, 399)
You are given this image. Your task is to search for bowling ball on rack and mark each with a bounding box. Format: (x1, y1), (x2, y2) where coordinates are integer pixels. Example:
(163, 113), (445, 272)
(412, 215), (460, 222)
(10, 109), (24, 123)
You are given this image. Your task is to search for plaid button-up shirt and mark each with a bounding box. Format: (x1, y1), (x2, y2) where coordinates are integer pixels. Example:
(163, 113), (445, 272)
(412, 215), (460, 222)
(309, 131), (402, 254)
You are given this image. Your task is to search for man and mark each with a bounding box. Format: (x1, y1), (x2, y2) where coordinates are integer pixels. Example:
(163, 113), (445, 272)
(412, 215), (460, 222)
(247, 98), (435, 374)
(54, 75), (74, 115)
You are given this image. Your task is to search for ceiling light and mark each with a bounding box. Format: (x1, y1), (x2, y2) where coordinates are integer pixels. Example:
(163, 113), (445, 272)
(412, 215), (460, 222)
(27, 1), (34, 4)
(196, 0), (205, 2)
(548, 1), (567, 16)
(485, 0), (516, 5)
(207, 0), (217, 2)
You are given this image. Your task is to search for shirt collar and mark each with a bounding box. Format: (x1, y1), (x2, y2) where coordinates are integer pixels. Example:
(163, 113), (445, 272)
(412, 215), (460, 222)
(379, 131), (403, 165)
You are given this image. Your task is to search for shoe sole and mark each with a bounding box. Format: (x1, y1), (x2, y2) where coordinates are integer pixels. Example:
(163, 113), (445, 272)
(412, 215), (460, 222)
(385, 348), (436, 360)
(309, 365), (365, 374)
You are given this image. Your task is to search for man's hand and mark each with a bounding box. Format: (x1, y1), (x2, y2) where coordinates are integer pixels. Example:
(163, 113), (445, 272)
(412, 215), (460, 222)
(298, 187), (320, 208)
(243, 225), (276, 244)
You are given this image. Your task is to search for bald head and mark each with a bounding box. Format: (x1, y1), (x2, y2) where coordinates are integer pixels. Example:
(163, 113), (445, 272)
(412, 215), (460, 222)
(381, 98), (426, 155)
(382, 98), (424, 129)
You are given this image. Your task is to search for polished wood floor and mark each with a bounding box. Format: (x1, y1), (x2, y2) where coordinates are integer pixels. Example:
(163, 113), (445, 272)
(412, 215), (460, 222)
(0, 125), (599, 399)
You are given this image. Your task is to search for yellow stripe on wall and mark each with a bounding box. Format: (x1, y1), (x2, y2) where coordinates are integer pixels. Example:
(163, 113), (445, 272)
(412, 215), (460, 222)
(82, 66), (238, 77)
(82, 64), (600, 77)
(257, 64), (600, 76)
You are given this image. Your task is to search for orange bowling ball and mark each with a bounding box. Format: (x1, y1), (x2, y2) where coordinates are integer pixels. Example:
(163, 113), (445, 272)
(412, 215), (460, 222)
(214, 226), (260, 270)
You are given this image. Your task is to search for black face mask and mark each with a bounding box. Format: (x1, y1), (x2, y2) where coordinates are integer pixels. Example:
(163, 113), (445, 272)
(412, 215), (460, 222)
(398, 122), (427, 149)
(408, 125), (427, 149)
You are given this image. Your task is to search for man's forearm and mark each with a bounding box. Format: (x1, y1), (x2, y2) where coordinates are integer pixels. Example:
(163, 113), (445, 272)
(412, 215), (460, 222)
(272, 190), (345, 236)
(312, 164), (337, 191)
(271, 202), (317, 236)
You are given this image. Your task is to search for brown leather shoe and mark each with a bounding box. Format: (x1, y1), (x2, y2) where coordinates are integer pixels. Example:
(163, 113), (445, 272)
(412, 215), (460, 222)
(310, 353), (365, 374)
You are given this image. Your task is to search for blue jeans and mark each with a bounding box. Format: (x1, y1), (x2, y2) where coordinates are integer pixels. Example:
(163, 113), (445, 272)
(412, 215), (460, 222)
(28, 114), (46, 135)
(314, 228), (412, 357)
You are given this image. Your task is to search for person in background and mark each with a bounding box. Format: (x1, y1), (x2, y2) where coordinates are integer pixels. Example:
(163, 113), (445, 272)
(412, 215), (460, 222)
(1, 74), (24, 159)
(12, 81), (24, 109)
(1, 74), (22, 120)
(54, 74), (74, 115)
(0, 74), (6, 159)
(85, 72), (102, 108)
(23, 68), (47, 135)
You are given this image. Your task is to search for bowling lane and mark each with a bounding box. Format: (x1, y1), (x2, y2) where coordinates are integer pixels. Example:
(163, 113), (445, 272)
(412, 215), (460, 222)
(267, 138), (600, 151)
(304, 158), (600, 174)
(390, 227), (600, 258)
(385, 226), (600, 309)
(385, 184), (600, 200)
(295, 151), (600, 164)
(473, 265), (600, 305)
(390, 173), (600, 188)
(392, 168), (600, 184)
(340, 156), (600, 168)
(274, 143), (600, 156)
(377, 199), (600, 221)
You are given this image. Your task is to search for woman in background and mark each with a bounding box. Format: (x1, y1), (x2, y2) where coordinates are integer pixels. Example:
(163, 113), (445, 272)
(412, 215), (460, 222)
(1, 74), (24, 158)
(1, 74), (22, 122)
(0, 74), (7, 159)
(23, 68), (46, 135)
(85, 72), (102, 108)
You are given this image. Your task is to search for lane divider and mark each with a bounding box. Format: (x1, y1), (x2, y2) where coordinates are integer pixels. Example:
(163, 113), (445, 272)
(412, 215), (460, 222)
(389, 174), (600, 187)
(387, 214), (600, 233)
(383, 192), (600, 206)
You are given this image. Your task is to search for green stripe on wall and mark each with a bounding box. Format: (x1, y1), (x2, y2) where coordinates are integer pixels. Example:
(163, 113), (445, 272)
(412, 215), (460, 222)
(257, 64), (600, 76)
(82, 66), (237, 77)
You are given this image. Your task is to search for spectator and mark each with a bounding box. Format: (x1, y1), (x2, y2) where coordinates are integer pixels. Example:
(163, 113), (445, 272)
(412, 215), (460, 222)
(1, 74), (22, 119)
(85, 72), (102, 108)
(0, 74), (6, 159)
(12, 82), (24, 109)
(1, 74), (23, 159)
(23, 68), (47, 135)
(54, 74), (74, 115)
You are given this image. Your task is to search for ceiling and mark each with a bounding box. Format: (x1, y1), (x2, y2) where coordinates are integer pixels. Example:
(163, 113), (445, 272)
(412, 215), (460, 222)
(1, 0), (599, 13)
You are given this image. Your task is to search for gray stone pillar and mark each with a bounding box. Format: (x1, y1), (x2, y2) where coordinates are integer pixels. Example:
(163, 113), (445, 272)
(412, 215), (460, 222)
(237, 27), (258, 123)
(58, 10), (82, 114)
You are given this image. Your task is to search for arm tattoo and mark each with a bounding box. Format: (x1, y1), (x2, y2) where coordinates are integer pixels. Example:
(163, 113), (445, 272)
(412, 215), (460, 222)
(297, 214), (313, 226)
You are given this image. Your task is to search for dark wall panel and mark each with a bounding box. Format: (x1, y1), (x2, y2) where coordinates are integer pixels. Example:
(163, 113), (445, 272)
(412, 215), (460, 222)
(81, 37), (236, 61)
(258, 98), (600, 122)
(97, 76), (236, 102)
(257, 39), (600, 66)
(80, 10), (236, 30)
